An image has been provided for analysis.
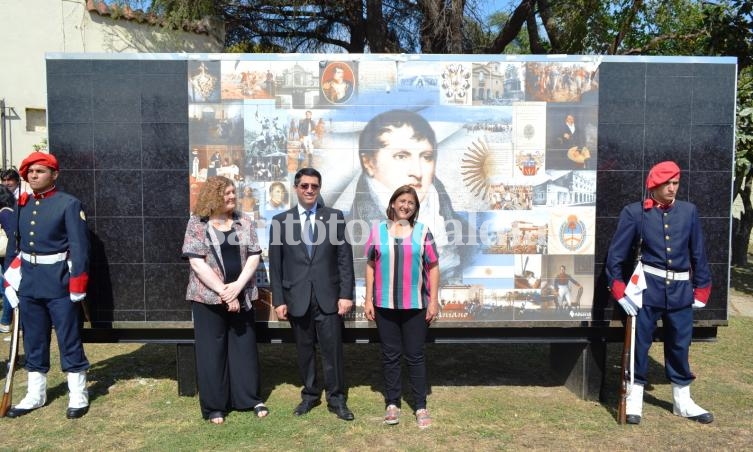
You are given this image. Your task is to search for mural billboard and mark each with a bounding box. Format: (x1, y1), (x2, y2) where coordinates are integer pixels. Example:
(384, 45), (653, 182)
(186, 55), (600, 325)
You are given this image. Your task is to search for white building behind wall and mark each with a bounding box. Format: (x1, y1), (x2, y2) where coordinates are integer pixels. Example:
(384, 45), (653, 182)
(0, 0), (224, 168)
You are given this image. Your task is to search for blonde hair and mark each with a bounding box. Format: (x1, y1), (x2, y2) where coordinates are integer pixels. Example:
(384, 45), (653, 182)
(193, 176), (234, 218)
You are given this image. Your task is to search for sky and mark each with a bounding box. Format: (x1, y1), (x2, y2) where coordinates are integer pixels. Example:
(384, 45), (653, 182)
(132, 0), (514, 18)
(477, 0), (515, 19)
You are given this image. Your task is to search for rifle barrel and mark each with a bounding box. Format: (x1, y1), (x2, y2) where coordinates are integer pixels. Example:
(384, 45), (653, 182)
(617, 315), (633, 424)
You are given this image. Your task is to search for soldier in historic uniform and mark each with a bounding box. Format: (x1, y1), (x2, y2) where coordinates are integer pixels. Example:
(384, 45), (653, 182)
(606, 161), (713, 425)
(552, 265), (581, 310)
(4, 151), (91, 419)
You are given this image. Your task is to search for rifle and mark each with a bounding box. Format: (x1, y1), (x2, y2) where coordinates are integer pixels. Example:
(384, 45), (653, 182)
(617, 314), (636, 424)
(0, 307), (20, 417)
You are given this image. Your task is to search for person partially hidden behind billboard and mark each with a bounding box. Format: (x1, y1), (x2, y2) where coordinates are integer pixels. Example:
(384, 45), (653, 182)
(606, 161), (713, 425)
(363, 185), (440, 429)
(4, 151), (91, 419)
(0, 184), (15, 334)
(182, 176), (268, 424)
(333, 109), (469, 284)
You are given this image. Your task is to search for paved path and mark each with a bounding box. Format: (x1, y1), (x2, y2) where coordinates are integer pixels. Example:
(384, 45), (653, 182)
(730, 288), (753, 317)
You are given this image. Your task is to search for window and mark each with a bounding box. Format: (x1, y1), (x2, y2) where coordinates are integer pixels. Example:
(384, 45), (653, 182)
(25, 108), (46, 132)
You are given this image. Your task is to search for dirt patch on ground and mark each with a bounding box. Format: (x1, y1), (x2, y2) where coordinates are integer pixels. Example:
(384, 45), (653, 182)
(730, 258), (753, 316)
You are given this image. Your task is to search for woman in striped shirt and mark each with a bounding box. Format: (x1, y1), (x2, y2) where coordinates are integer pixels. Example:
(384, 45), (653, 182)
(364, 185), (440, 429)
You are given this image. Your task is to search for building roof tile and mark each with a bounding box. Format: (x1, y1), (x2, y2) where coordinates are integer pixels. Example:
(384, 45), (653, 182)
(86, 0), (217, 36)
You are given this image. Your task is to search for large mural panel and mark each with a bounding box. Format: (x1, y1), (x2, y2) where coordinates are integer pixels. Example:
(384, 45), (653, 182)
(187, 55), (600, 325)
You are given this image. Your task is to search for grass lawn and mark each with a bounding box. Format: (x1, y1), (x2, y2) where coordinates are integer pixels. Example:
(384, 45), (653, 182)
(2, 311), (752, 450)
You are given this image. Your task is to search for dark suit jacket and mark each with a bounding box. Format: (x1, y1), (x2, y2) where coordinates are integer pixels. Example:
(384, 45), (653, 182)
(557, 123), (584, 149)
(269, 205), (354, 317)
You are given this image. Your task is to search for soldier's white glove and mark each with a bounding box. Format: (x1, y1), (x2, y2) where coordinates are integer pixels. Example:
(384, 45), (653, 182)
(70, 292), (86, 302)
(693, 299), (706, 308)
(4, 285), (19, 308)
(4, 256), (22, 308)
(617, 296), (639, 316)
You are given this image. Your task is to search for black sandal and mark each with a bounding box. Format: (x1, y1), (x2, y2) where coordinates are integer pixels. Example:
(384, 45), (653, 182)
(254, 403), (269, 418)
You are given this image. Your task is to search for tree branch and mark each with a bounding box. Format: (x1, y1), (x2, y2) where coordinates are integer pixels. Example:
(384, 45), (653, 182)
(610, 0), (644, 55)
(622, 31), (707, 55)
(536, 0), (559, 51)
(526, 8), (546, 54)
(484, 0), (535, 53)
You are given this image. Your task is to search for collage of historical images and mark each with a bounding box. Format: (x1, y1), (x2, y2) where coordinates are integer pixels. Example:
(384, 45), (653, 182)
(187, 56), (600, 323)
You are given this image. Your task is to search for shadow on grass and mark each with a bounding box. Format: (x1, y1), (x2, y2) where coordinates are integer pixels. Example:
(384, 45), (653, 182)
(0, 335), (676, 419)
(731, 260), (753, 296)
(34, 344), (178, 405)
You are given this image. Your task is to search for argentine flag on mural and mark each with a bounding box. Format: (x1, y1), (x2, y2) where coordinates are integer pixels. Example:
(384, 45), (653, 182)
(462, 254), (515, 288)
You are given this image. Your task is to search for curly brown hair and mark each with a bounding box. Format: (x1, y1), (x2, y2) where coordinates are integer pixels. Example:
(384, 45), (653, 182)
(193, 176), (234, 218)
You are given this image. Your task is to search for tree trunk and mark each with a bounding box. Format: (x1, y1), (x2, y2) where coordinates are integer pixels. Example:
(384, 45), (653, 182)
(449, 0), (465, 53)
(365, 0), (387, 52)
(417, 0), (467, 53)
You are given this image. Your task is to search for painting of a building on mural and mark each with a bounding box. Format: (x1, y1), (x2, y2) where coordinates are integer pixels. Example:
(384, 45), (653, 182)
(187, 55), (601, 323)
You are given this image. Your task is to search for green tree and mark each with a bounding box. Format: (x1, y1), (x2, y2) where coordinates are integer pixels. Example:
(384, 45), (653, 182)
(144, 0), (423, 53)
(732, 68), (753, 265)
(704, 0), (753, 264)
(124, 0), (752, 261)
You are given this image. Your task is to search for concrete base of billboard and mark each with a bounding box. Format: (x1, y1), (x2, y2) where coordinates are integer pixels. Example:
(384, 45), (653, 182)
(550, 341), (606, 401)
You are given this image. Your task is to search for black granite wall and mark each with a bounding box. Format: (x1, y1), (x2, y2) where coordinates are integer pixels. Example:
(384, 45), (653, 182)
(47, 58), (191, 323)
(595, 62), (735, 324)
(46, 58), (734, 327)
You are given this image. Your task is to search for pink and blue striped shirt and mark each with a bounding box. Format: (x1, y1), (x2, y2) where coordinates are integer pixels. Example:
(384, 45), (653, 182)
(365, 221), (439, 310)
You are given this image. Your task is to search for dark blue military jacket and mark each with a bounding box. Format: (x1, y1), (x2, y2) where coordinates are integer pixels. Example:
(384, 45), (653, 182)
(4, 189), (90, 300)
(606, 200), (711, 309)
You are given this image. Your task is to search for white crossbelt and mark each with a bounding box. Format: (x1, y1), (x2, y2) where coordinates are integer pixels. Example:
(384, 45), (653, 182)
(642, 263), (690, 281)
(20, 251), (68, 265)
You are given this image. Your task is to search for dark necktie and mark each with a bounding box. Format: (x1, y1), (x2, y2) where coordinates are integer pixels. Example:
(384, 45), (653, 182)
(303, 210), (314, 257)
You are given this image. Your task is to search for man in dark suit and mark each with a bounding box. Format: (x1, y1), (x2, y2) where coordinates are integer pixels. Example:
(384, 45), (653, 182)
(558, 114), (591, 169)
(269, 167), (355, 421)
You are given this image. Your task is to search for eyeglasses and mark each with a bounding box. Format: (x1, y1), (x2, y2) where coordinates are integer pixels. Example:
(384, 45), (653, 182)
(297, 183), (320, 191)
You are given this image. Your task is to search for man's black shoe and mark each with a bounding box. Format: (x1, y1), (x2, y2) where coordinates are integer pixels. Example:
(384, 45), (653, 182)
(327, 404), (354, 421)
(66, 406), (89, 419)
(293, 400), (320, 416)
(5, 407), (36, 418)
(688, 412), (714, 424)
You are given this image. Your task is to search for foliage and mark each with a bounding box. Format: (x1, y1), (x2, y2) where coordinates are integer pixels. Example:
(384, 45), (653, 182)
(704, 0), (753, 68)
(702, 0), (753, 263)
(149, 0), (217, 23)
(32, 138), (48, 153)
(141, 0), (426, 53)
(738, 70), (753, 158)
(117, 0), (751, 60)
(119, 0), (753, 254)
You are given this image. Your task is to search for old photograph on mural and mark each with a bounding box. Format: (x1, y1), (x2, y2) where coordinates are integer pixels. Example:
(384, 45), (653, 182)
(187, 56), (601, 324)
(524, 61), (599, 104)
